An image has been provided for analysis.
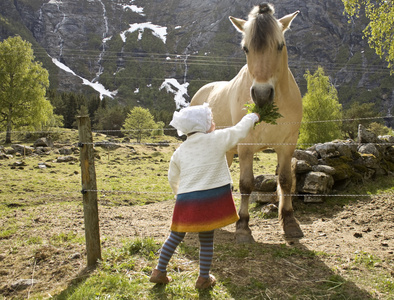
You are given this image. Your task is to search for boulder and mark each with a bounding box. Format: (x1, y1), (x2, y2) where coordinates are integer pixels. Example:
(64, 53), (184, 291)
(56, 156), (78, 163)
(59, 147), (73, 155)
(315, 143), (339, 158)
(358, 124), (379, 144)
(254, 175), (277, 192)
(293, 149), (318, 165)
(295, 160), (313, 173)
(11, 144), (34, 155)
(336, 141), (356, 158)
(250, 191), (277, 204)
(358, 143), (380, 158)
(312, 164), (336, 175)
(34, 137), (53, 148)
(299, 171), (334, 194)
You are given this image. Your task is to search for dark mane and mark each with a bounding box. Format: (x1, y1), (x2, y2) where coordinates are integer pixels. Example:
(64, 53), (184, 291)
(248, 4), (282, 52)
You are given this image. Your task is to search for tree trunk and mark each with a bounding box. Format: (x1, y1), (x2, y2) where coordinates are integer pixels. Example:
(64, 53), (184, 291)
(5, 121), (12, 144)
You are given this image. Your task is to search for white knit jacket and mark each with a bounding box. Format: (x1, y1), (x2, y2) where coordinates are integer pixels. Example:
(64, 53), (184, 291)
(168, 113), (258, 195)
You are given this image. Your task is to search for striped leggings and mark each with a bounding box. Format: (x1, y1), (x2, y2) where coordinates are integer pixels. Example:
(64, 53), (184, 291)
(156, 230), (214, 278)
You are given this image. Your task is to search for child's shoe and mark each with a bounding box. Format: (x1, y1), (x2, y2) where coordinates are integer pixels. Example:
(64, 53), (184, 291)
(149, 269), (172, 284)
(195, 274), (216, 289)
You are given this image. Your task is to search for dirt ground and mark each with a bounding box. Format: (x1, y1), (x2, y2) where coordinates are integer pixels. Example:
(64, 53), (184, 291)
(0, 192), (393, 299)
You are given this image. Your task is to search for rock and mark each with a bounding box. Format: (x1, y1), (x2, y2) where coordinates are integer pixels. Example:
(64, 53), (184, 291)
(69, 252), (81, 259)
(358, 143), (380, 158)
(304, 194), (325, 203)
(38, 162), (52, 169)
(299, 171), (334, 194)
(11, 144), (34, 155)
(0, 153), (12, 160)
(315, 143), (339, 158)
(378, 135), (394, 144)
(336, 141), (355, 158)
(34, 137), (53, 148)
(295, 160), (313, 173)
(250, 191), (277, 204)
(95, 141), (121, 150)
(4, 147), (15, 155)
(293, 150), (318, 165)
(312, 164), (336, 175)
(261, 203), (278, 216)
(56, 156), (78, 163)
(254, 175), (277, 192)
(11, 161), (27, 167)
(35, 147), (52, 155)
(358, 124), (379, 144)
(59, 147), (73, 155)
(11, 279), (38, 290)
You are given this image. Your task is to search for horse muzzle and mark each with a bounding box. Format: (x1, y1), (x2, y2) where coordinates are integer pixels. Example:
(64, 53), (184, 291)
(251, 84), (274, 107)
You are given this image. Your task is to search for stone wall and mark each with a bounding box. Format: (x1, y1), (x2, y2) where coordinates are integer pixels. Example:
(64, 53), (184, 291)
(252, 125), (394, 203)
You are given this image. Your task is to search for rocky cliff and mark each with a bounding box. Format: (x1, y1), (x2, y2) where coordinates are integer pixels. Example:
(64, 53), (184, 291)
(1, 0), (393, 119)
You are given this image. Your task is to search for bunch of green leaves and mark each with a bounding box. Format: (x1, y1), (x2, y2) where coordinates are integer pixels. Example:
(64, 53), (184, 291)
(244, 102), (283, 125)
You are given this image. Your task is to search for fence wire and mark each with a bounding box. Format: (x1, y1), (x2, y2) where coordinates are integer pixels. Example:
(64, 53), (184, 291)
(1, 113), (393, 200)
(81, 189), (393, 199)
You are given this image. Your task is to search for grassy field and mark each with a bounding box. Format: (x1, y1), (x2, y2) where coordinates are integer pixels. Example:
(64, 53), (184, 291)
(0, 130), (393, 299)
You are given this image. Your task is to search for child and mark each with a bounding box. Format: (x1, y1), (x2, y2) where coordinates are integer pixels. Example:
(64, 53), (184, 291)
(150, 103), (259, 289)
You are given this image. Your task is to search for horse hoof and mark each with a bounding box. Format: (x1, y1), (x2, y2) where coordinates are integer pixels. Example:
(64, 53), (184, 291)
(235, 233), (255, 244)
(283, 223), (304, 238)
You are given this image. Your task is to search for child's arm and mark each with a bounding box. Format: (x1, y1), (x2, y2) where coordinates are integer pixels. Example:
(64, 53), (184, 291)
(215, 113), (259, 150)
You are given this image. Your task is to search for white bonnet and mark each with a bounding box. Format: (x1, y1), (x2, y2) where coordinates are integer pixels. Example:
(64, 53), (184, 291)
(170, 103), (212, 136)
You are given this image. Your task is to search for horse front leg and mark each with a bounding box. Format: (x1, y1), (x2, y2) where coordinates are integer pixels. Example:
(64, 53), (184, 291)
(236, 149), (255, 244)
(276, 148), (304, 238)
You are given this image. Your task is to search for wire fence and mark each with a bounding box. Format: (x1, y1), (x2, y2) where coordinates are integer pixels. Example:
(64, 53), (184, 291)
(1, 114), (393, 200)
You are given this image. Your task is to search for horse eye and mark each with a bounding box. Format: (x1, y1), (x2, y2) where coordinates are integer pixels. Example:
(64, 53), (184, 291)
(278, 42), (285, 51)
(243, 46), (249, 54)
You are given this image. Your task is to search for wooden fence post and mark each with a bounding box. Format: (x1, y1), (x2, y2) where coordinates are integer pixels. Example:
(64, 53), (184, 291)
(77, 115), (102, 267)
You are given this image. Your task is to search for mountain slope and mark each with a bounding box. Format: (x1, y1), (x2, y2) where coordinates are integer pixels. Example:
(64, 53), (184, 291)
(1, 0), (393, 120)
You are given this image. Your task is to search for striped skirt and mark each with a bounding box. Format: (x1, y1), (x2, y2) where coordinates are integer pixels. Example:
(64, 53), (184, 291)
(171, 184), (239, 233)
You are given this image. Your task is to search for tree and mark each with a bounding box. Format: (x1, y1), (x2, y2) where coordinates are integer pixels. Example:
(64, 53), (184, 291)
(298, 67), (343, 148)
(342, 0), (394, 72)
(368, 122), (391, 136)
(122, 107), (157, 143)
(341, 102), (382, 139)
(94, 105), (128, 137)
(0, 36), (51, 143)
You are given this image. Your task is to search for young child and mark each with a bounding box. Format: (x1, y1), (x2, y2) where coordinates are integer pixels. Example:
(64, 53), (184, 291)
(150, 103), (259, 289)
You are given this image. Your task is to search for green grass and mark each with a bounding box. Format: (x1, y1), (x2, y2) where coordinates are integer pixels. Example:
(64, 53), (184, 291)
(48, 236), (381, 300)
(50, 231), (85, 246)
(0, 130), (393, 299)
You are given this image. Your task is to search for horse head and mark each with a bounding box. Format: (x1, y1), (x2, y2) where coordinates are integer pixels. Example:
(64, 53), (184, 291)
(230, 3), (299, 108)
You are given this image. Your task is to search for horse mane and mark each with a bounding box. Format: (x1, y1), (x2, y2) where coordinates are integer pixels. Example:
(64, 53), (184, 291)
(245, 3), (283, 52)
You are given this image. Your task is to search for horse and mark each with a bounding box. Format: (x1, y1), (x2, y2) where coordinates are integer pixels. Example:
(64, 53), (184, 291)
(190, 3), (303, 243)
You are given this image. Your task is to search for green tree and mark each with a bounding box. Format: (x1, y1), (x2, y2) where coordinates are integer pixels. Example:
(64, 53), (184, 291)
(342, 102), (382, 139)
(368, 122), (391, 136)
(342, 0), (394, 72)
(299, 67), (343, 147)
(94, 105), (128, 137)
(122, 107), (157, 143)
(151, 121), (165, 137)
(0, 36), (52, 143)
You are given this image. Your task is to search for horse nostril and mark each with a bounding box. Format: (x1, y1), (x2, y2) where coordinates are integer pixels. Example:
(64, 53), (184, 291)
(251, 87), (256, 102)
(251, 85), (274, 106)
(268, 87), (274, 102)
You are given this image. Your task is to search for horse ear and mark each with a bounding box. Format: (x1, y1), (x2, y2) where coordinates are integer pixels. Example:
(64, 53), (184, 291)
(279, 11), (299, 32)
(229, 16), (246, 33)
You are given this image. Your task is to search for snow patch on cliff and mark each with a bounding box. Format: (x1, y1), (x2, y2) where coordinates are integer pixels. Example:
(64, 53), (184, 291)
(120, 22), (167, 43)
(51, 57), (117, 100)
(160, 79), (189, 109)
